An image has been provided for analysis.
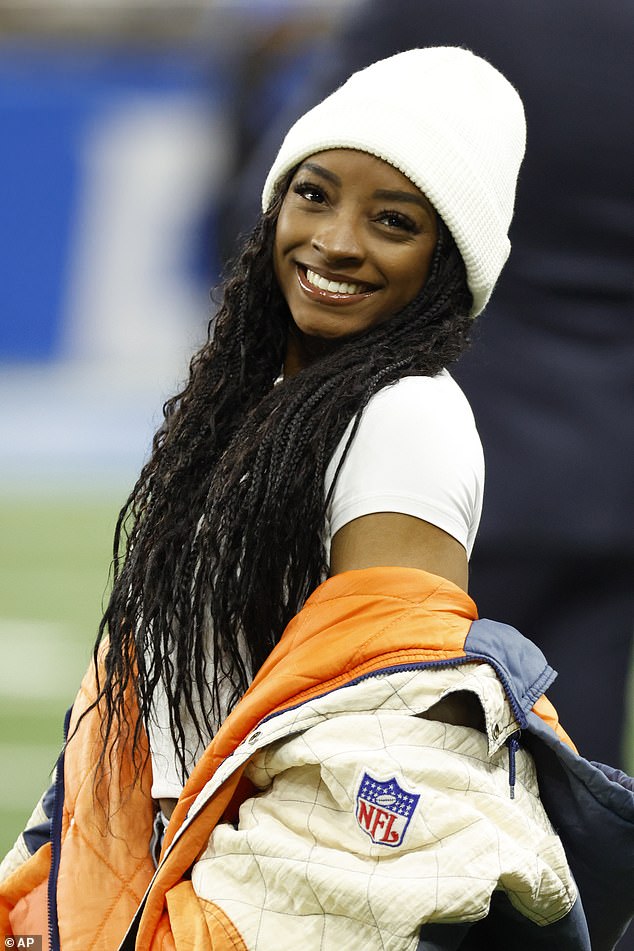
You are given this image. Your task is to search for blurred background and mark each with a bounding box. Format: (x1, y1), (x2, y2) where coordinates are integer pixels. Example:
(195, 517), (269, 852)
(1, 0), (632, 862)
(0, 0), (361, 852)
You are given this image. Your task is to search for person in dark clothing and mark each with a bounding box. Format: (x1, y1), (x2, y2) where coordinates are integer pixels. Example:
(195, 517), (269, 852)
(217, 0), (634, 780)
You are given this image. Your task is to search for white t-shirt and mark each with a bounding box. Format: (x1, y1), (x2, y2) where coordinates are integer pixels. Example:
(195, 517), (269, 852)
(149, 370), (484, 798)
(324, 370), (484, 558)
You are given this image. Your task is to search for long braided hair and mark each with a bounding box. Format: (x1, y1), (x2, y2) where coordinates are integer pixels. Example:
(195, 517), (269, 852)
(93, 170), (473, 784)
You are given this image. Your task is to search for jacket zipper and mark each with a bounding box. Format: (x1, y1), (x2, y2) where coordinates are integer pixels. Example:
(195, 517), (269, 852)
(507, 733), (521, 799)
(48, 706), (72, 951)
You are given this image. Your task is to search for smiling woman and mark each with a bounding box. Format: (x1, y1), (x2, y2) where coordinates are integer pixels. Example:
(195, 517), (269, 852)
(3, 46), (632, 951)
(274, 150), (438, 361)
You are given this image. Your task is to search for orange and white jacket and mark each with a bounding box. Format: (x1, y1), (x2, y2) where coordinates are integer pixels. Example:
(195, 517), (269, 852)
(1, 567), (633, 950)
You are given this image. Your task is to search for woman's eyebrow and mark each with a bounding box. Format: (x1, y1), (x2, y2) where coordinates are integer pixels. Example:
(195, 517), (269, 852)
(299, 162), (341, 186)
(296, 165), (434, 215)
(373, 188), (434, 214)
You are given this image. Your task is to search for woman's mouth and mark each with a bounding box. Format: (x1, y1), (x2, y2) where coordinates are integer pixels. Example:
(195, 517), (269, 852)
(297, 265), (377, 303)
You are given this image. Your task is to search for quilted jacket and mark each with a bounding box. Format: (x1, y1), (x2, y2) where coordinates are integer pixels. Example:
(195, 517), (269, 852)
(1, 567), (633, 950)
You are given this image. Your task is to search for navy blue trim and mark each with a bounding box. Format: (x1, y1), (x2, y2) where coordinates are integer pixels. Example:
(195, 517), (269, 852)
(256, 656), (480, 729)
(465, 618), (557, 719)
(47, 706), (72, 951)
(22, 782), (56, 855)
(22, 818), (52, 856)
(41, 781), (56, 818)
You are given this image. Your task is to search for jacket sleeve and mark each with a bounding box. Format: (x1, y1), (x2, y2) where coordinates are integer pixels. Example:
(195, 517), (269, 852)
(0, 777), (56, 937)
(526, 711), (634, 951)
(0, 780), (55, 885)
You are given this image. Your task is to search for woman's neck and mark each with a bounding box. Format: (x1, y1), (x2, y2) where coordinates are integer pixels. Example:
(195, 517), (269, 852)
(283, 326), (344, 377)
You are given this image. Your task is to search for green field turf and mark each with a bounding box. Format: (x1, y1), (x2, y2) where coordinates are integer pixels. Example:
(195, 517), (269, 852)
(0, 493), (122, 855)
(1, 494), (632, 860)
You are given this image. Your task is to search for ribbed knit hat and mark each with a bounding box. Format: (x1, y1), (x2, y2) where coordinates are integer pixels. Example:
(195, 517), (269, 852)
(262, 47), (526, 316)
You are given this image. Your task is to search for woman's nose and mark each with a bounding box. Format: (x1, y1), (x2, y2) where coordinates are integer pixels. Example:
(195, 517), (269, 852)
(311, 213), (364, 264)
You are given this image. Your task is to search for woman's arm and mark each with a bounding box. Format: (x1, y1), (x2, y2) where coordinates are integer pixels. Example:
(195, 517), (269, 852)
(329, 512), (469, 592)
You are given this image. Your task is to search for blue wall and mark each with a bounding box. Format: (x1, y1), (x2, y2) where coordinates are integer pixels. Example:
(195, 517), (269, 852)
(0, 40), (225, 360)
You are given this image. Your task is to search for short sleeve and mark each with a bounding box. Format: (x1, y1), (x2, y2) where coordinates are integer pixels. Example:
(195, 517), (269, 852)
(324, 372), (485, 558)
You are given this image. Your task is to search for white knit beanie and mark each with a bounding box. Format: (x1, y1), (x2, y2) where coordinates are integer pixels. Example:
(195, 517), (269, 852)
(262, 47), (526, 317)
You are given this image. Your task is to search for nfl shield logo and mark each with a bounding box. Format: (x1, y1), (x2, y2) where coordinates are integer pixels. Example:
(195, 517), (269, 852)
(355, 772), (420, 847)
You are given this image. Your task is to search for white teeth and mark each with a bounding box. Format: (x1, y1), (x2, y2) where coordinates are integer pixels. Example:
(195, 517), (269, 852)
(306, 268), (362, 295)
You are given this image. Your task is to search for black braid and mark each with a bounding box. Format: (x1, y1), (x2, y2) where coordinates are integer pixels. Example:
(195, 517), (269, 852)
(90, 175), (473, 788)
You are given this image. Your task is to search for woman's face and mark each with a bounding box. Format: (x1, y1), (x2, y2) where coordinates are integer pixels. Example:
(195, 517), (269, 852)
(274, 149), (438, 365)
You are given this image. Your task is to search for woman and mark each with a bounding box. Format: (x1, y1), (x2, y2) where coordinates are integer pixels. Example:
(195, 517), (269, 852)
(2, 47), (633, 951)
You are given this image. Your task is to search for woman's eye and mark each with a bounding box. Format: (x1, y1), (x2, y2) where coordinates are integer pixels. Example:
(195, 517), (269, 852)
(377, 210), (419, 233)
(293, 181), (327, 203)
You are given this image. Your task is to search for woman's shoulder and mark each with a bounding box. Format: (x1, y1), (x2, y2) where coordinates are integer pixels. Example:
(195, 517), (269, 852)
(325, 368), (483, 495)
(324, 370), (485, 558)
(361, 370), (479, 437)
(375, 370), (469, 406)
